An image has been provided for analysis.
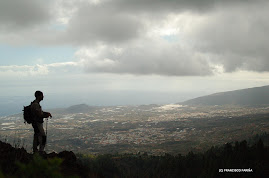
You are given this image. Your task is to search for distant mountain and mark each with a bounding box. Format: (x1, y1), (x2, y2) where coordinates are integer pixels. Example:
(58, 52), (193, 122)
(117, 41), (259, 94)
(66, 104), (97, 113)
(48, 104), (96, 115)
(181, 85), (269, 106)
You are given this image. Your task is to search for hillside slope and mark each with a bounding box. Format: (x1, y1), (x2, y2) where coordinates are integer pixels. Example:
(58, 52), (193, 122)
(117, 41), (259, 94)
(181, 85), (269, 106)
(1, 138), (269, 177)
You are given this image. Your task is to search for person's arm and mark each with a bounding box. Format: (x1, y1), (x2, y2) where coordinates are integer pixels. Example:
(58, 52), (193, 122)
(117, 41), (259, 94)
(43, 111), (52, 118)
(32, 103), (52, 118)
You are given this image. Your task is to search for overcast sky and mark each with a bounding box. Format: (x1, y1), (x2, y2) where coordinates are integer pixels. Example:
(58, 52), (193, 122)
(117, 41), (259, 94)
(0, 0), (269, 111)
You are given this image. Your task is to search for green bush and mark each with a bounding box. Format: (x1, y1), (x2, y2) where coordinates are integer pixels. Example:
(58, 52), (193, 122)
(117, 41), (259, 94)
(0, 169), (4, 178)
(77, 153), (119, 177)
(16, 154), (63, 178)
(76, 139), (268, 177)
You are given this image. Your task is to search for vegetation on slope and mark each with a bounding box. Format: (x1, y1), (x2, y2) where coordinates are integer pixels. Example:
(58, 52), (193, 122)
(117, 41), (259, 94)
(0, 133), (269, 177)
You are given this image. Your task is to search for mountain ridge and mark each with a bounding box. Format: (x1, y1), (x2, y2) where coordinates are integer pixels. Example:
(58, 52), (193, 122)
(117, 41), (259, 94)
(180, 85), (269, 106)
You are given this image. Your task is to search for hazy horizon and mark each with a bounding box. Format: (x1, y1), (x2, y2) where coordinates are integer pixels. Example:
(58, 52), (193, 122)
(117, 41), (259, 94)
(0, 89), (206, 117)
(1, 84), (269, 117)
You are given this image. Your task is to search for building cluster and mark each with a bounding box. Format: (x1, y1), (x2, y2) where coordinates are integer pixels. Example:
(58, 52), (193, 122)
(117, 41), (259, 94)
(0, 105), (268, 154)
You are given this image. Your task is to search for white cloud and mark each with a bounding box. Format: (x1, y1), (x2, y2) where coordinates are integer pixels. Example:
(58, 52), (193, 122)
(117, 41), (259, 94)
(0, 62), (80, 77)
(75, 40), (214, 76)
(186, 1), (269, 72)
(0, 65), (48, 77)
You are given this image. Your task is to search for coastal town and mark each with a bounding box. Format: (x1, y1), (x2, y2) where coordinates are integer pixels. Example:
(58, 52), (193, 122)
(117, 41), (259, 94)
(0, 104), (269, 155)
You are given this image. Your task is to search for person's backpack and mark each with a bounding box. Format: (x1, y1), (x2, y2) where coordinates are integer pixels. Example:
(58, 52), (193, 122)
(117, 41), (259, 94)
(23, 102), (34, 124)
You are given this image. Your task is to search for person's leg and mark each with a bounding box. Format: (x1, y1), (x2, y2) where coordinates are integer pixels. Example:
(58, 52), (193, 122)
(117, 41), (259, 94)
(33, 134), (39, 152)
(36, 123), (46, 152)
(32, 123), (40, 153)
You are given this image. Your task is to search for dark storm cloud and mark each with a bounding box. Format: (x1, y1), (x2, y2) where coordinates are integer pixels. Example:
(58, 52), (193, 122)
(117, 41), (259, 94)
(1, 0), (268, 76)
(190, 1), (269, 72)
(111, 0), (255, 14)
(68, 0), (269, 75)
(0, 0), (52, 31)
(66, 3), (142, 44)
(65, 0), (253, 44)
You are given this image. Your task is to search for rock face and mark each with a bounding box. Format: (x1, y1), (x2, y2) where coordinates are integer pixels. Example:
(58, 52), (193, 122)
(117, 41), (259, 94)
(58, 150), (77, 162)
(0, 141), (31, 174)
(0, 141), (89, 177)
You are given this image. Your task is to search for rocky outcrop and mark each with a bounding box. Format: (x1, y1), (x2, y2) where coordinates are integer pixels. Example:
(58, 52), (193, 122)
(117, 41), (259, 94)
(0, 141), (90, 177)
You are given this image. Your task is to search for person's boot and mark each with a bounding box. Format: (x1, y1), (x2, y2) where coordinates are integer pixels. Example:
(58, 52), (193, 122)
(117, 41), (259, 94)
(39, 144), (46, 155)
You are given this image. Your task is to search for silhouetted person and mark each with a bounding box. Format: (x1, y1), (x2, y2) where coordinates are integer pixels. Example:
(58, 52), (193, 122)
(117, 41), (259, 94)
(31, 91), (52, 153)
